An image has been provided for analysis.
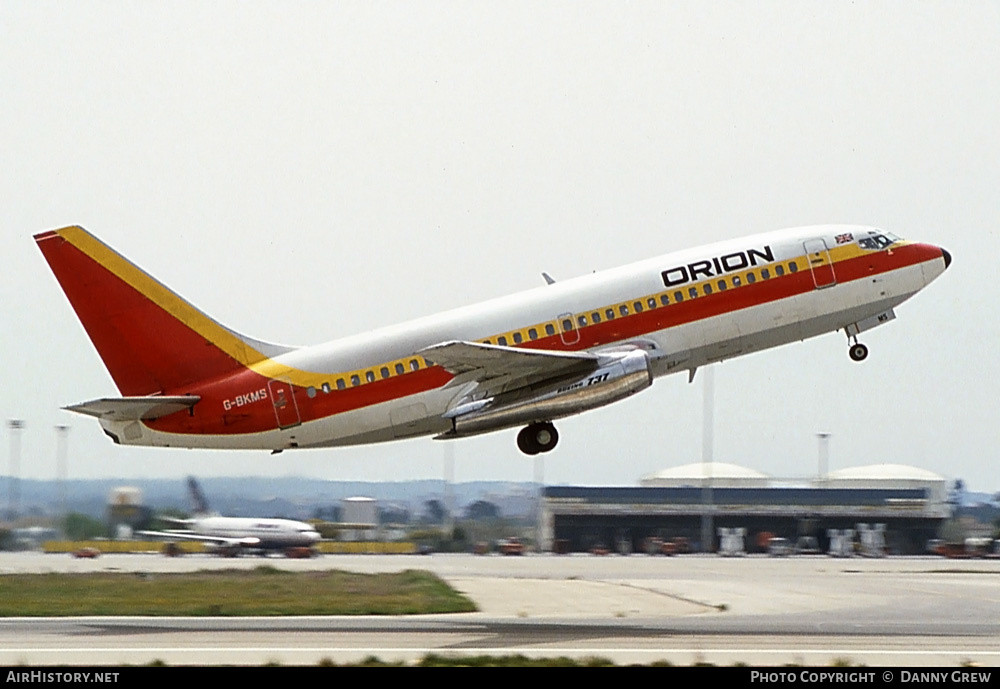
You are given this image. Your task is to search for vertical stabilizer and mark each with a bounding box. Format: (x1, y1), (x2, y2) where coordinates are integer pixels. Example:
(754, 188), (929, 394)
(187, 476), (213, 516)
(35, 226), (295, 396)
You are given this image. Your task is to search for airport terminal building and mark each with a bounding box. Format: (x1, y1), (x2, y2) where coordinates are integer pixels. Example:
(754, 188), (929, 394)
(540, 462), (950, 555)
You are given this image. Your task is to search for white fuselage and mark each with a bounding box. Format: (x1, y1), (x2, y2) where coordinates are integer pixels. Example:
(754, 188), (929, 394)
(102, 224), (949, 451)
(190, 516), (321, 548)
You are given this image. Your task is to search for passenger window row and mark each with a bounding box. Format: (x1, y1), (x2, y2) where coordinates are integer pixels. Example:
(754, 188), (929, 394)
(303, 258), (803, 397)
(552, 259), (800, 329)
(305, 356), (428, 397)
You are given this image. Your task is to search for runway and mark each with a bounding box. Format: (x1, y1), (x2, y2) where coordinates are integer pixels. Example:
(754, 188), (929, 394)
(1, 552), (997, 666)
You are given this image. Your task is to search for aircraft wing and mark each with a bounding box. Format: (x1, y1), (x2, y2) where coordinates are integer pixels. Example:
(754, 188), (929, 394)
(64, 396), (200, 422)
(419, 341), (599, 396)
(136, 530), (261, 547)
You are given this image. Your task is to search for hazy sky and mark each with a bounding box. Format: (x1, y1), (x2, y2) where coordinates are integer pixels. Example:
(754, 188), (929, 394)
(1, 2), (997, 491)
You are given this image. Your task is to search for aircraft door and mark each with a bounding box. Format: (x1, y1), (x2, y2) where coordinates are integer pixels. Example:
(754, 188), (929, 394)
(557, 312), (580, 346)
(803, 238), (837, 289)
(267, 379), (301, 429)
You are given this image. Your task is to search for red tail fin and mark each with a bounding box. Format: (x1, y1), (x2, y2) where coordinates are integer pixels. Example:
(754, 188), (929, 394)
(35, 226), (292, 396)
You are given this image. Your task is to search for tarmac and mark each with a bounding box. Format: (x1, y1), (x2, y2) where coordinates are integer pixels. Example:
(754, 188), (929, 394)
(0, 551), (998, 665)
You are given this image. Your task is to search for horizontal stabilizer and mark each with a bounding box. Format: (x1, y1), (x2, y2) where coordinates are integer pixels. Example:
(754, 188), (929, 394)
(64, 395), (200, 421)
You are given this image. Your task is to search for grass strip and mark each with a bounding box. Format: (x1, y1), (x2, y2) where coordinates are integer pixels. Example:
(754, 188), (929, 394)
(0, 567), (476, 616)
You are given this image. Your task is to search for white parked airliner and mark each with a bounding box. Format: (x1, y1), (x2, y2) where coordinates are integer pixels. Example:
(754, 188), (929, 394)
(138, 477), (321, 556)
(35, 224), (950, 455)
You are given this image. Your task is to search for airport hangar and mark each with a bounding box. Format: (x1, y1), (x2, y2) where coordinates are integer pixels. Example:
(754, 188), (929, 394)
(540, 462), (950, 555)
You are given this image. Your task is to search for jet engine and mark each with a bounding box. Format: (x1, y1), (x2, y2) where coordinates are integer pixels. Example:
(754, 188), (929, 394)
(442, 349), (653, 451)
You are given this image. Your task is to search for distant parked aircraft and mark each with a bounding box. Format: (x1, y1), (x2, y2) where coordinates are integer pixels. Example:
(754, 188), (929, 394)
(138, 477), (320, 557)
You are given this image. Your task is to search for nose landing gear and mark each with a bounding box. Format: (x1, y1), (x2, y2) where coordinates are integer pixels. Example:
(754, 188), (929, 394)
(517, 422), (559, 455)
(848, 338), (869, 362)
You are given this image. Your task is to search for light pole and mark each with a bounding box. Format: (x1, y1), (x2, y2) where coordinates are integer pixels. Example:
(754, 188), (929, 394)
(55, 425), (70, 516)
(816, 432), (832, 483)
(534, 451), (545, 552)
(443, 442), (454, 537)
(700, 366), (715, 553)
(7, 420), (25, 521)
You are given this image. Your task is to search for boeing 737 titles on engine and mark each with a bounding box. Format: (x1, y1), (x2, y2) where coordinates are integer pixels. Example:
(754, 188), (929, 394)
(35, 225), (950, 455)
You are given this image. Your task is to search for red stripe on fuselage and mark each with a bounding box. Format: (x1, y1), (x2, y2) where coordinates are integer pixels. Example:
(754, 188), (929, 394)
(146, 242), (942, 437)
(147, 366), (452, 434)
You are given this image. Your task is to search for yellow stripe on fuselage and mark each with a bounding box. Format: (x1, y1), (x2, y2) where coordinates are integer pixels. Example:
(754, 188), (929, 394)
(58, 226), (909, 394)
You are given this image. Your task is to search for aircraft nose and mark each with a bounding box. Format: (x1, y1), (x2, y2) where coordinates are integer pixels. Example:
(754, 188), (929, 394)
(941, 247), (952, 269)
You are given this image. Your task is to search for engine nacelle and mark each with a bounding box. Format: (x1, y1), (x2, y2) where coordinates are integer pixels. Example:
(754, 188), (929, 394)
(447, 349), (653, 437)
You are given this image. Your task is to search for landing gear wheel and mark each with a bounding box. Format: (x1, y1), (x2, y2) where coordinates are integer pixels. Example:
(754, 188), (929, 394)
(517, 426), (540, 455)
(849, 342), (869, 362)
(533, 422), (558, 453)
(517, 422), (559, 455)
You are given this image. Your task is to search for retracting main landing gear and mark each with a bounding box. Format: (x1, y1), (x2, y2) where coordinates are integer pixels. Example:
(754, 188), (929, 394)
(517, 422), (559, 455)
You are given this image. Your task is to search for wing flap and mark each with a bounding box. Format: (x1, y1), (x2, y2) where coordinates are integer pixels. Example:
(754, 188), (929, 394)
(419, 341), (599, 399)
(64, 395), (200, 421)
(421, 341), (597, 377)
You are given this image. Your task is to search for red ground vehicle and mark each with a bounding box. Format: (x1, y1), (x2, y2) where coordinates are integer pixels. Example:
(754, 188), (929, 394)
(498, 538), (525, 555)
(284, 547), (316, 559)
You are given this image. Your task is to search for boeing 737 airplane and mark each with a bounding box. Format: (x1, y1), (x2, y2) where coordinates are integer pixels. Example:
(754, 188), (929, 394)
(35, 225), (950, 455)
(138, 477), (321, 556)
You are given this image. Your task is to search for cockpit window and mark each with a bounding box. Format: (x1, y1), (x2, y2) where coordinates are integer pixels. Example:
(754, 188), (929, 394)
(858, 232), (899, 251)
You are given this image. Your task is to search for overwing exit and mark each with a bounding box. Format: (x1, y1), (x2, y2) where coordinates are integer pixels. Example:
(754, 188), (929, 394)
(35, 225), (950, 455)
